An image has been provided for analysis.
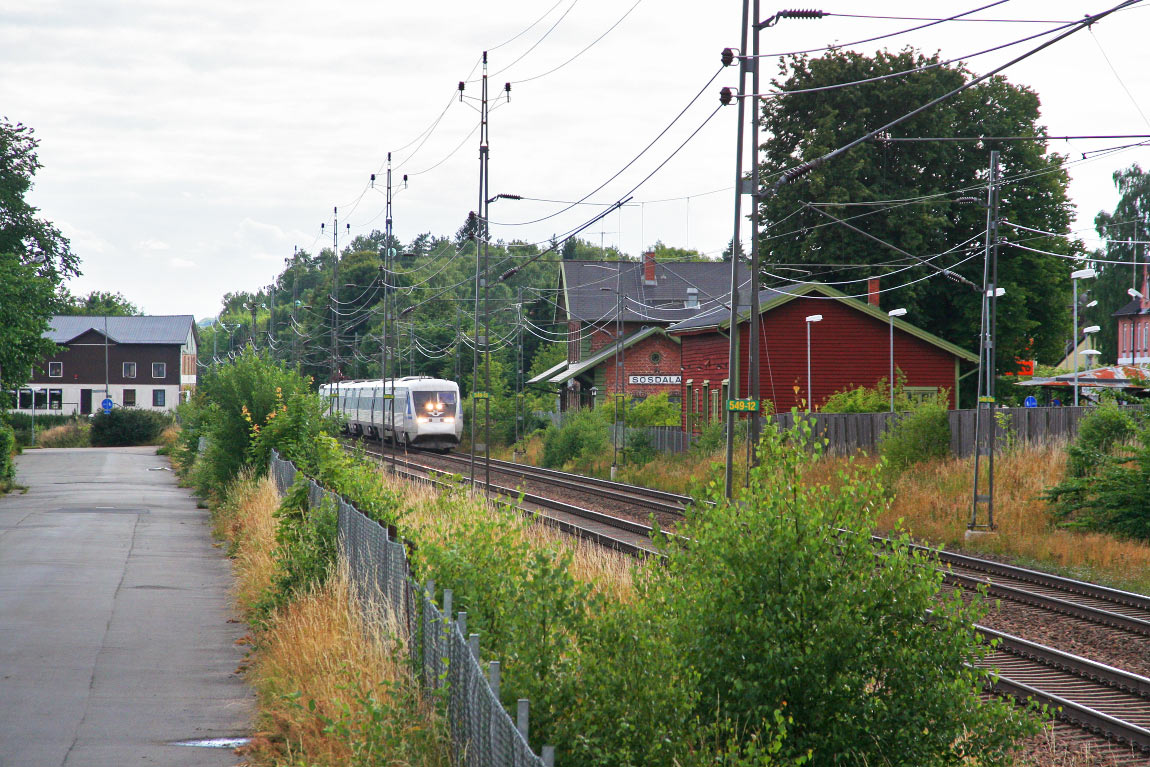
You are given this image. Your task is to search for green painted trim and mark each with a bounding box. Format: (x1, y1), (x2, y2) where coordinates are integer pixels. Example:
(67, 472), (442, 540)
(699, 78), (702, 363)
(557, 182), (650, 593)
(547, 325), (674, 384)
(692, 283), (978, 364)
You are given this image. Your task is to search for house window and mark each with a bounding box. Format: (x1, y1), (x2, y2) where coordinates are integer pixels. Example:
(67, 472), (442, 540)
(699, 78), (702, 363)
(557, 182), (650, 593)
(123, 362), (137, 378)
(48, 389), (62, 410)
(152, 362), (166, 379)
(123, 389), (136, 407)
(905, 386), (939, 405)
(18, 390), (31, 409)
(686, 288), (699, 309)
(48, 362), (62, 378)
(153, 389), (166, 407)
(20, 389), (47, 409)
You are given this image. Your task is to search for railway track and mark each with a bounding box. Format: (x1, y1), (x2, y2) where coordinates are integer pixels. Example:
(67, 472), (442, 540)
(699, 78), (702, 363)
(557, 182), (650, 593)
(349, 439), (1150, 758)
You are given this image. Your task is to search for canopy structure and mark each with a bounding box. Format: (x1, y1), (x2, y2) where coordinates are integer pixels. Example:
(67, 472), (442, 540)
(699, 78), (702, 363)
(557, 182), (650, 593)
(1016, 365), (1150, 391)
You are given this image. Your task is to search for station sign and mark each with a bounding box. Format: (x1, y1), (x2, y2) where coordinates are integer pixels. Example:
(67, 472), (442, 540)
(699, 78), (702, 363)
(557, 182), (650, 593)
(727, 398), (761, 413)
(628, 375), (681, 385)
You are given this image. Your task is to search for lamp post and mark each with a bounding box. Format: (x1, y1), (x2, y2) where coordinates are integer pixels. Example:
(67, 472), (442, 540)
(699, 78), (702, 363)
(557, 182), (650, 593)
(805, 314), (822, 411)
(1071, 267), (1097, 406)
(887, 308), (907, 412)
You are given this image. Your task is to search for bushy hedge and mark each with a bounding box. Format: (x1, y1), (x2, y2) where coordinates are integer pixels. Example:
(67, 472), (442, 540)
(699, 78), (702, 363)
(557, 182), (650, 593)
(0, 422), (16, 490)
(878, 399), (951, 470)
(90, 408), (171, 446)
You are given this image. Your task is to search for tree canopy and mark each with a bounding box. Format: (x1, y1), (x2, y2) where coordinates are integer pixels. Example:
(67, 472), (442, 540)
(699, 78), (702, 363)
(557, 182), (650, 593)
(0, 118), (76, 394)
(56, 289), (141, 317)
(1086, 164), (1150, 364)
(757, 48), (1080, 366)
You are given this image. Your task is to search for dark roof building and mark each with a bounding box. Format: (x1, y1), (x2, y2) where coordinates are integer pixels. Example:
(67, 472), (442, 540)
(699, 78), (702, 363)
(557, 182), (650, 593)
(13, 315), (198, 416)
(532, 252), (746, 409)
(1114, 265), (1150, 365)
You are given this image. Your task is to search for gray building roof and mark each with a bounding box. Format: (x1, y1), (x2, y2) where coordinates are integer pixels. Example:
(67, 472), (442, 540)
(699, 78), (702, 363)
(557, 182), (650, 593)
(1113, 297), (1146, 317)
(560, 259), (749, 325)
(47, 315), (196, 345)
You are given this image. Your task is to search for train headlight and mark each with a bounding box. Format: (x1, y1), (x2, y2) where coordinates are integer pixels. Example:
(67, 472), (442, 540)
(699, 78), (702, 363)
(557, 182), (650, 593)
(416, 416), (429, 424)
(443, 416), (455, 424)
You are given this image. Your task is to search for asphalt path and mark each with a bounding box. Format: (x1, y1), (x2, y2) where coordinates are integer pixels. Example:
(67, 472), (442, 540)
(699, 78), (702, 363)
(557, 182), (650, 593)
(0, 447), (252, 766)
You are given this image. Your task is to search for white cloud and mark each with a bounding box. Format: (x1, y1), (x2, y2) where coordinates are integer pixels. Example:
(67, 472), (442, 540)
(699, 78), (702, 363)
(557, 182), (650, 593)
(169, 257), (196, 269)
(138, 238), (170, 252)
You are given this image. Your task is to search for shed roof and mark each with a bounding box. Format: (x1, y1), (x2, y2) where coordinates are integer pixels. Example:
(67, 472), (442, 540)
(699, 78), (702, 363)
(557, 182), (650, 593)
(559, 259), (749, 325)
(47, 315), (196, 345)
(667, 283), (978, 363)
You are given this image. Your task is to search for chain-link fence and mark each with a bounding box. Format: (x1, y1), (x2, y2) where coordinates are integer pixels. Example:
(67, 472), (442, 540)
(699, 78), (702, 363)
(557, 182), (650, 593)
(269, 450), (554, 767)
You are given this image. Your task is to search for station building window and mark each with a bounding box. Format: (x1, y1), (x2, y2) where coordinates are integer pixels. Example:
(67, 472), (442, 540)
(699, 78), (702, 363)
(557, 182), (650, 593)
(152, 362), (166, 379)
(123, 362), (137, 378)
(48, 389), (62, 410)
(123, 389), (136, 407)
(48, 362), (62, 378)
(153, 389), (166, 407)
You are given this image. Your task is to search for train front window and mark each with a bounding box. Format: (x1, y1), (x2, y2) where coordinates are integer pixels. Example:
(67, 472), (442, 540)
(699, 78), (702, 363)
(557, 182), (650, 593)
(413, 391), (456, 417)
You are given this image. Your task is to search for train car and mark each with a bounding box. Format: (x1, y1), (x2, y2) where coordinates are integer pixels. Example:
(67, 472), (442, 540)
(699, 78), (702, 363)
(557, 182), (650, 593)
(321, 376), (462, 450)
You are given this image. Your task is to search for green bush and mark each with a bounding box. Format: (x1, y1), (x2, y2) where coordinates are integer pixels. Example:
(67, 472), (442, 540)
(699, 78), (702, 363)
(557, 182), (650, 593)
(183, 348), (332, 495)
(89, 408), (171, 446)
(541, 409), (608, 469)
(877, 399), (951, 470)
(5, 412), (73, 447)
(0, 422), (16, 490)
(1066, 403), (1137, 477)
(37, 419), (90, 448)
(650, 415), (1036, 766)
(821, 373), (911, 413)
(626, 392), (681, 427)
(1047, 420), (1150, 541)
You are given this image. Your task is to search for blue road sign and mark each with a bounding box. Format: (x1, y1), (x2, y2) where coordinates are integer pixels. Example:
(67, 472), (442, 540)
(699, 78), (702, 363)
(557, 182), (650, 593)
(101, 398), (113, 414)
(1024, 396), (1037, 408)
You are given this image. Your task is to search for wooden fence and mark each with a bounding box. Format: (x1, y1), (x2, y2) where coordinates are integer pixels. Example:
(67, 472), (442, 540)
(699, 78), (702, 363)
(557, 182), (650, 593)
(543, 405), (1135, 457)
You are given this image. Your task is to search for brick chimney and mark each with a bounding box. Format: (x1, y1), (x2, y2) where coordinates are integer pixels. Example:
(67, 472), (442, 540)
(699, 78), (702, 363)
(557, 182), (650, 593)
(867, 277), (880, 307)
(643, 251), (656, 285)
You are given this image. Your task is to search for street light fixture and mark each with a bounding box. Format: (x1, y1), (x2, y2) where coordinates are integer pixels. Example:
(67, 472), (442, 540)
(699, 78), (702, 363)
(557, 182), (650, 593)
(805, 314), (823, 411)
(887, 308), (907, 412)
(1071, 267), (1098, 406)
(1130, 288), (1144, 299)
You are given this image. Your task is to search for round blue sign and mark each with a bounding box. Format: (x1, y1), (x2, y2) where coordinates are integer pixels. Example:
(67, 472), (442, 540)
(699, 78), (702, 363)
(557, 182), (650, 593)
(1023, 396), (1037, 408)
(101, 398), (113, 411)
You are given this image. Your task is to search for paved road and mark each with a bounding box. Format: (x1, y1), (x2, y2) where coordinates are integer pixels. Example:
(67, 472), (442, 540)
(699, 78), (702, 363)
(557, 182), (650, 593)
(0, 447), (252, 766)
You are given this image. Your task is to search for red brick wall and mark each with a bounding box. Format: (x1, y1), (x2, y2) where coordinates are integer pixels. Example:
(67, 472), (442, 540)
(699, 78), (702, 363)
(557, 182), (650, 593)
(678, 296), (963, 428)
(594, 332), (682, 400)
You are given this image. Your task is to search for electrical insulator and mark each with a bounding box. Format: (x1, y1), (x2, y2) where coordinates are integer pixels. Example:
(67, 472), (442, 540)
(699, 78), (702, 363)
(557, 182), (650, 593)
(719, 87), (734, 106)
(780, 9), (825, 19)
(370, 173), (375, 187)
(721, 48), (735, 67)
(504, 82), (511, 102)
(458, 81), (465, 101)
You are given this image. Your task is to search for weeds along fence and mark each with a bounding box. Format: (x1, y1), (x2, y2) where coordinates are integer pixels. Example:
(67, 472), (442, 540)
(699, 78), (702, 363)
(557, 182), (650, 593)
(269, 450), (555, 767)
(608, 424), (692, 454)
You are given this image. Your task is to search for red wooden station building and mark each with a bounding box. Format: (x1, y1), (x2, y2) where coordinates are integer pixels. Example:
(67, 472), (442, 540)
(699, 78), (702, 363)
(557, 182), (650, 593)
(667, 282), (978, 428)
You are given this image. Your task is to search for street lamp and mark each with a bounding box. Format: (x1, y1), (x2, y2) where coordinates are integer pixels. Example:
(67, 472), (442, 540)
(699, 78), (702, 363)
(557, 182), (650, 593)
(887, 308), (907, 412)
(1071, 267), (1097, 406)
(805, 314), (823, 411)
(600, 285), (624, 480)
(1130, 288), (1144, 299)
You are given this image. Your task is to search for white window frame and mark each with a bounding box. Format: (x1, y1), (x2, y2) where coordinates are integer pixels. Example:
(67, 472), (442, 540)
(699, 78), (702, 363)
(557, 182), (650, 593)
(48, 361), (63, 378)
(48, 389), (62, 410)
(123, 361), (137, 379)
(151, 362), (166, 379)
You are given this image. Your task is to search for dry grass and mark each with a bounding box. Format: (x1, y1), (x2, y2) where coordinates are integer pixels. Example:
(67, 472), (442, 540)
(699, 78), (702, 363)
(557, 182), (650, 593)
(244, 567), (449, 766)
(36, 420), (90, 448)
(878, 445), (1150, 594)
(156, 423), (181, 452)
(212, 471), (281, 613)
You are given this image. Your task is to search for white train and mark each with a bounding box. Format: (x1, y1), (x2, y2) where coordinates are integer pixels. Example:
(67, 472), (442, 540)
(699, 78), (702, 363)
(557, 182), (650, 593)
(320, 376), (463, 450)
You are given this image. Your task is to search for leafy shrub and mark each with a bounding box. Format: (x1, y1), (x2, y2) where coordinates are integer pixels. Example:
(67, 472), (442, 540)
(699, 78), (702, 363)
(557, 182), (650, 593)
(877, 399), (951, 470)
(821, 373), (911, 413)
(650, 415), (1036, 765)
(5, 412), (73, 447)
(541, 409), (608, 469)
(1066, 403), (1137, 477)
(90, 408), (171, 446)
(184, 348), (331, 495)
(0, 422), (16, 490)
(37, 420), (90, 448)
(626, 392), (681, 427)
(1047, 420), (1150, 541)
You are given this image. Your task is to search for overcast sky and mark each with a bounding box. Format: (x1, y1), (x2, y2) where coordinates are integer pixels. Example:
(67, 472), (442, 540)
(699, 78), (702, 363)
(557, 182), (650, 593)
(3, 0), (1149, 319)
